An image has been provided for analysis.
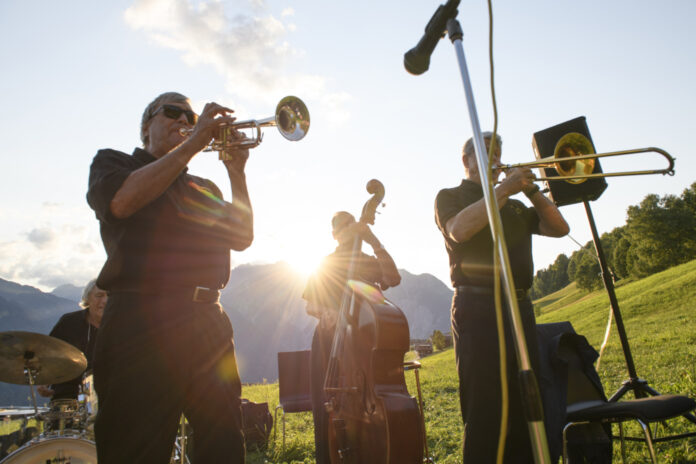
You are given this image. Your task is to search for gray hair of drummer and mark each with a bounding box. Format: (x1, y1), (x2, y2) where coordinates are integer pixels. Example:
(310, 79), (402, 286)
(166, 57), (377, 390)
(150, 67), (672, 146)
(79, 279), (99, 309)
(140, 91), (190, 147)
(462, 131), (503, 161)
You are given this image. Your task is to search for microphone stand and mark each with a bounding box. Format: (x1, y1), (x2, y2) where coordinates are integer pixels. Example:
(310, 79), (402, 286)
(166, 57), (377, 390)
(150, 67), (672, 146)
(445, 18), (551, 464)
(404, 4), (550, 462)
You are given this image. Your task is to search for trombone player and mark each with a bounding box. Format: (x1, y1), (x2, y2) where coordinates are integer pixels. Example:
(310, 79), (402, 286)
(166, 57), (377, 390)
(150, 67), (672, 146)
(87, 92), (253, 463)
(434, 132), (569, 463)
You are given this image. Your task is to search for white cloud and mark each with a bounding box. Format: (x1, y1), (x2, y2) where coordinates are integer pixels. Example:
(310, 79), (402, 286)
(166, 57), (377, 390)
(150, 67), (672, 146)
(26, 227), (57, 250)
(123, 0), (350, 125)
(0, 206), (105, 291)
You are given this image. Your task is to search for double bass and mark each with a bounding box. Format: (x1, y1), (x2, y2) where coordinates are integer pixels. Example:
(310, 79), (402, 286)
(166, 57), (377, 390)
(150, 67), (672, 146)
(323, 179), (425, 464)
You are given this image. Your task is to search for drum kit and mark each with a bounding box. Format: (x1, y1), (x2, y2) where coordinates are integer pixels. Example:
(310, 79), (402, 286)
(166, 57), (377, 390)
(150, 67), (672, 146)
(0, 331), (96, 463)
(0, 331), (194, 463)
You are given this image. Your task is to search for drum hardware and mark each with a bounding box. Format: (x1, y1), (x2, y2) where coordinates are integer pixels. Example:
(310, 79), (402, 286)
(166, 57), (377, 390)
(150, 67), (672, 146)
(179, 96), (310, 160)
(0, 436), (97, 463)
(0, 331), (87, 417)
(0, 332), (87, 385)
(170, 415), (191, 464)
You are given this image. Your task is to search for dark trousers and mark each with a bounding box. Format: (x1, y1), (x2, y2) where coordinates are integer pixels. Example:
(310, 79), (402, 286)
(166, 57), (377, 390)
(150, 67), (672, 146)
(451, 287), (541, 464)
(310, 322), (333, 464)
(93, 292), (245, 464)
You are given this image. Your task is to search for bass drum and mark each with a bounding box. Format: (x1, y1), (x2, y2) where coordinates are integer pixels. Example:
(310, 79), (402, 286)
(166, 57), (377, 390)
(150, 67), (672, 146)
(0, 436), (96, 463)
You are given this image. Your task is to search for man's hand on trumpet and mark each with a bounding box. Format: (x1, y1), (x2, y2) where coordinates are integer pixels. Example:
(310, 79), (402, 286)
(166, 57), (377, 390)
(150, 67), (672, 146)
(185, 102), (237, 154)
(222, 128), (250, 180)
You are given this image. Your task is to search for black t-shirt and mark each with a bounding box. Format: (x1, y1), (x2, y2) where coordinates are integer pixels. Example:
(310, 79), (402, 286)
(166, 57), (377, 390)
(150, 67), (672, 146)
(435, 179), (540, 289)
(303, 245), (387, 312)
(49, 310), (97, 399)
(87, 148), (237, 291)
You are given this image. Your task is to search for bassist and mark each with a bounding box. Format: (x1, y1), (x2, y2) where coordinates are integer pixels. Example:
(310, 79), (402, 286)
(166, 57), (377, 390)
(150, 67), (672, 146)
(302, 210), (400, 464)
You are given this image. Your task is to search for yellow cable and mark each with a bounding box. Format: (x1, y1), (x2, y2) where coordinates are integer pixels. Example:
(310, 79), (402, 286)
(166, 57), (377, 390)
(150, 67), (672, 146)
(484, 1), (508, 463)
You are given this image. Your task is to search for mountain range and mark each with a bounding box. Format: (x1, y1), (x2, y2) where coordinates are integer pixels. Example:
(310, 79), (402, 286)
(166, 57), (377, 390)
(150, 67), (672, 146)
(0, 263), (453, 406)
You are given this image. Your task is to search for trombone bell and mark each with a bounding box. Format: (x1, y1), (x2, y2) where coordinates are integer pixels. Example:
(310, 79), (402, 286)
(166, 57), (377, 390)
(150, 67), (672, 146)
(553, 132), (596, 184)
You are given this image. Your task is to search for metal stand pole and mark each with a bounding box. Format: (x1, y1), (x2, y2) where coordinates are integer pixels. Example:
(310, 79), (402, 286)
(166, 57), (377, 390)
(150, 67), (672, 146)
(24, 366), (39, 416)
(582, 200), (696, 427)
(446, 18), (551, 464)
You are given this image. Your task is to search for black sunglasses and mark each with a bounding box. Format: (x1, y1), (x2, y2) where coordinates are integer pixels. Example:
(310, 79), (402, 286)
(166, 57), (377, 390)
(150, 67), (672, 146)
(155, 104), (198, 125)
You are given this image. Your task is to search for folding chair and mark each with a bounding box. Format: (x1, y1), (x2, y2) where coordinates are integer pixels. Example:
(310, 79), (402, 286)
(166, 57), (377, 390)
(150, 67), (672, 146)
(275, 350), (312, 449)
(560, 339), (696, 463)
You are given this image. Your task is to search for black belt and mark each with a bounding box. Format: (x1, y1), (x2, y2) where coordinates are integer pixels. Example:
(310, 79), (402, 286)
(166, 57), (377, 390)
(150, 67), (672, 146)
(109, 286), (221, 303)
(191, 286), (221, 303)
(456, 285), (529, 301)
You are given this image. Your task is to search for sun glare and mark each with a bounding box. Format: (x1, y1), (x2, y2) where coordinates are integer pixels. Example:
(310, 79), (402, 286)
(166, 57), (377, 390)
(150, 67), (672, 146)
(279, 234), (334, 278)
(285, 249), (324, 277)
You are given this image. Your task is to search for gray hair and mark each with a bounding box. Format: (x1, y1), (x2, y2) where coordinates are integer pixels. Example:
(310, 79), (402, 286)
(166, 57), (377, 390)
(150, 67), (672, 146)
(462, 131), (502, 159)
(79, 279), (99, 309)
(140, 92), (190, 147)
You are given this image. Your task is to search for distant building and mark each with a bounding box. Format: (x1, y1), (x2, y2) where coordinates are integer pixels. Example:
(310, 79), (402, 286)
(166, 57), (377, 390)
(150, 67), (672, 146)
(413, 343), (433, 358)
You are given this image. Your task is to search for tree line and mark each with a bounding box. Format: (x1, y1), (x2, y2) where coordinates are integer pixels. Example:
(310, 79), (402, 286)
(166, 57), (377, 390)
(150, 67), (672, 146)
(530, 182), (696, 299)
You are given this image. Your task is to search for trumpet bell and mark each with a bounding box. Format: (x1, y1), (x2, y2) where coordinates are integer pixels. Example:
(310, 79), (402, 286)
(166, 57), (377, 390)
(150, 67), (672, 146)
(553, 132), (595, 184)
(276, 96), (310, 142)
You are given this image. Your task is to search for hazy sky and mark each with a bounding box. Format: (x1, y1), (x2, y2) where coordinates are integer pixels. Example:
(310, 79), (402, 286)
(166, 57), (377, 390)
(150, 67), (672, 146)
(1, 0), (694, 291)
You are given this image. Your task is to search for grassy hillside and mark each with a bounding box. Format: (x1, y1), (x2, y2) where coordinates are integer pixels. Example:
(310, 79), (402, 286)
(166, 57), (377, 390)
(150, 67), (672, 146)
(2, 260), (695, 462)
(536, 259), (696, 397)
(536, 258), (696, 463)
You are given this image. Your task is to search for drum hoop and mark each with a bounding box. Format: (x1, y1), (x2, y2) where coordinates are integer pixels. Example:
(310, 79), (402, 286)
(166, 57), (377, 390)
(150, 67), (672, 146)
(1, 435), (96, 462)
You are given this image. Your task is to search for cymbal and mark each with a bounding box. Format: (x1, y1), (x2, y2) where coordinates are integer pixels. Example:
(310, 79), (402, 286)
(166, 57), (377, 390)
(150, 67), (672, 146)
(0, 331), (87, 385)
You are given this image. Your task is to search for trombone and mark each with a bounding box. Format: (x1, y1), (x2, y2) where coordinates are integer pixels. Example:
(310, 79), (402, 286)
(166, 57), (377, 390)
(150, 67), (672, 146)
(181, 96), (310, 159)
(497, 132), (675, 184)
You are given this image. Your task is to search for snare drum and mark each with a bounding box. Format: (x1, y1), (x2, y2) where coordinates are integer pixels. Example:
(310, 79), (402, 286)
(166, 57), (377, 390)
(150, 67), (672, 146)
(0, 436), (96, 463)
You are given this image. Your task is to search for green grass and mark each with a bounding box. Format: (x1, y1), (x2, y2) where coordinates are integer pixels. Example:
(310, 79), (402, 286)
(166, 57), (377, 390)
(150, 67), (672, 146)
(256, 259), (696, 463)
(537, 259), (696, 463)
(3, 260), (695, 462)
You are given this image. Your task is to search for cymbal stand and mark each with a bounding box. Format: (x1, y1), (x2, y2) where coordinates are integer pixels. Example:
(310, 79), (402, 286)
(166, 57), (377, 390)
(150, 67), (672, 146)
(172, 415), (191, 464)
(22, 351), (40, 416)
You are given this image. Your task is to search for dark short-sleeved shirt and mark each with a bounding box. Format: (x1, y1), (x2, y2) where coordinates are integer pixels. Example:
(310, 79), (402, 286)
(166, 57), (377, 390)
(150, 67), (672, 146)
(49, 310), (97, 399)
(435, 179), (540, 289)
(87, 148), (237, 291)
(303, 245), (388, 311)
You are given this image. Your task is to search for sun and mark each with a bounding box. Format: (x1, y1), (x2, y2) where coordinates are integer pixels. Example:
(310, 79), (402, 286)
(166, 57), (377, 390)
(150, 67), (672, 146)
(280, 233), (337, 278)
(284, 248), (324, 278)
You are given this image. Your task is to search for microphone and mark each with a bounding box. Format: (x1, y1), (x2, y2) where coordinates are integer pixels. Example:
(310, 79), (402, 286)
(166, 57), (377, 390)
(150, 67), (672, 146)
(403, 0), (460, 75)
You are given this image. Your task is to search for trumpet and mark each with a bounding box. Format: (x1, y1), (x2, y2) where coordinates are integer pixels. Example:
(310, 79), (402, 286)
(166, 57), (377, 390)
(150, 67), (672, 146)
(496, 132), (675, 184)
(181, 96), (310, 159)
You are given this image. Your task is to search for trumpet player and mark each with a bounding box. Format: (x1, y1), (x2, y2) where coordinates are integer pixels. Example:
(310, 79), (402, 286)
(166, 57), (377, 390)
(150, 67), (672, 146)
(434, 132), (568, 463)
(87, 92), (253, 463)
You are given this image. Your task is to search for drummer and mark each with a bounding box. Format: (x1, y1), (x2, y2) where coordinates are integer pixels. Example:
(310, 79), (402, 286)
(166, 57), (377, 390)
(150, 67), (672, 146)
(37, 279), (107, 399)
